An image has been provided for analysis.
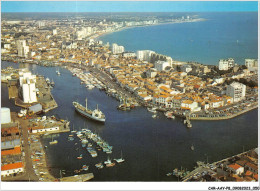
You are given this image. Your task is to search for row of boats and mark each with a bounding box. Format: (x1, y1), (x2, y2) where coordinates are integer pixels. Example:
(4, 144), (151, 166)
(69, 127), (125, 171)
(166, 168), (191, 179)
(69, 67), (106, 91)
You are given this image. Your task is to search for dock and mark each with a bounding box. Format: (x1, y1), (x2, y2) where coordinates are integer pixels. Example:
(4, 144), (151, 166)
(60, 173), (94, 182)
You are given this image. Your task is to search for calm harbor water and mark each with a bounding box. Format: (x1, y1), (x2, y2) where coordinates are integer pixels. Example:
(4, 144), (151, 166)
(99, 12), (258, 65)
(1, 61), (258, 181)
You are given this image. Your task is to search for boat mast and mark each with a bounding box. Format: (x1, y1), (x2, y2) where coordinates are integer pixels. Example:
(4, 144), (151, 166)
(97, 104), (99, 110)
(85, 98), (88, 109)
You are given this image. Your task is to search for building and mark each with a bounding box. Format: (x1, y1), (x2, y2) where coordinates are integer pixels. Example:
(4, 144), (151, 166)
(136, 50), (155, 62)
(180, 64), (192, 73)
(219, 58), (235, 71)
(16, 40), (29, 58)
(228, 163), (244, 175)
(53, 29), (57, 35)
(146, 68), (157, 78)
(245, 59), (258, 72)
(123, 52), (136, 58)
(226, 82), (246, 102)
(154, 61), (170, 71)
(1, 108), (11, 124)
(1, 162), (24, 177)
(19, 71), (37, 103)
(112, 43), (124, 54)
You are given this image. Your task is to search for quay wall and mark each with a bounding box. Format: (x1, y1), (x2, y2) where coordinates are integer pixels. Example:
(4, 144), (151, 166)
(190, 105), (258, 121)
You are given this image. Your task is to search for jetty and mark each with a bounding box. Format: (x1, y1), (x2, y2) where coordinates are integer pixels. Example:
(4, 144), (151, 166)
(60, 173), (94, 182)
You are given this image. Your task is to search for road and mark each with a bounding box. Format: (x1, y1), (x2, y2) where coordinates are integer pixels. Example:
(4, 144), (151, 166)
(2, 113), (39, 181)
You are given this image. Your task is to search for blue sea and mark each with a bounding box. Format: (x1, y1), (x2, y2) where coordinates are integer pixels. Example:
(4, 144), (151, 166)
(99, 12), (258, 65)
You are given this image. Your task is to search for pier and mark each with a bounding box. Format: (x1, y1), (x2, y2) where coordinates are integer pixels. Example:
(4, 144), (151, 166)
(59, 173), (94, 182)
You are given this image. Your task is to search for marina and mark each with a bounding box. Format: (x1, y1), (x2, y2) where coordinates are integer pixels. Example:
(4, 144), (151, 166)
(1, 61), (258, 181)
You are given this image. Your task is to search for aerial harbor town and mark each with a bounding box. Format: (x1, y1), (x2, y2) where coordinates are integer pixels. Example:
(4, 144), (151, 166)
(1, 4), (258, 185)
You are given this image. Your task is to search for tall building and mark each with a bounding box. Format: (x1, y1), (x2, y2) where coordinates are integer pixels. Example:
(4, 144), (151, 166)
(19, 71), (37, 103)
(16, 40), (29, 58)
(136, 50), (155, 62)
(219, 58), (235, 71)
(53, 29), (57, 35)
(154, 61), (170, 71)
(37, 21), (45, 28)
(245, 59), (258, 72)
(112, 43), (124, 54)
(226, 82), (246, 102)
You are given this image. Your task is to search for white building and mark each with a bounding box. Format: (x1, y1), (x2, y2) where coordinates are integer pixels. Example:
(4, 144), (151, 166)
(19, 71), (37, 103)
(37, 21), (45, 27)
(53, 29), (57, 35)
(219, 58), (235, 70)
(123, 52), (136, 58)
(1, 107), (11, 124)
(31, 126), (60, 134)
(146, 68), (157, 78)
(245, 59), (258, 72)
(226, 82), (246, 102)
(112, 43), (124, 54)
(4, 44), (11, 49)
(154, 61), (170, 71)
(16, 40), (29, 58)
(180, 64), (192, 73)
(136, 50), (155, 62)
(1, 162), (24, 177)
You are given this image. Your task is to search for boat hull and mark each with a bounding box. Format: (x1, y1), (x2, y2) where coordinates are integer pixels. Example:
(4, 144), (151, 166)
(74, 105), (105, 123)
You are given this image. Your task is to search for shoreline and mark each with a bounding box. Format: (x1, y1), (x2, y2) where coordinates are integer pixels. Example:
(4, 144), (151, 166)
(95, 18), (207, 41)
(190, 105), (258, 120)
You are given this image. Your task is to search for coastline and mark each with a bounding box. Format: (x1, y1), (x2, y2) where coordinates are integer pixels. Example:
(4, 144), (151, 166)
(95, 18), (207, 41)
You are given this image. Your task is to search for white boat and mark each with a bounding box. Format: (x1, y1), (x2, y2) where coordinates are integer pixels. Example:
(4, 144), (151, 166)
(56, 68), (61, 76)
(165, 111), (175, 119)
(147, 107), (157, 113)
(95, 163), (104, 169)
(86, 84), (95, 90)
(71, 125), (77, 133)
(191, 144), (194, 151)
(114, 150), (125, 163)
(152, 114), (157, 118)
(104, 158), (112, 165)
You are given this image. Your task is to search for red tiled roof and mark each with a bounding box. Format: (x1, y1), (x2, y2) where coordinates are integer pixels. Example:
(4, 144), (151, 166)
(253, 174), (258, 181)
(245, 170), (253, 176)
(1, 162), (24, 171)
(1, 127), (19, 135)
(246, 162), (258, 170)
(1, 146), (21, 156)
(228, 163), (243, 170)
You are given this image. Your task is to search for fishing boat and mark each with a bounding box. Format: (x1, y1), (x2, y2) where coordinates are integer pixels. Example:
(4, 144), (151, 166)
(71, 125), (77, 133)
(72, 98), (105, 123)
(81, 139), (88, 147)
(49, 136), (58, 145)
(114, 151), (125, 163)
(106, 162), (115, 167)
(165, 111), (175, 119)
(147, 107), (157, 113)
(82, 165), (89, 171)
(152, 114), (157, 118)
(86, 84), (95, 90)
(50, 79), (55, 87)
(166, 173), (172, 176)
(95, 163), (104, 169)
(104, 158), (112, 165)
(77, 154), (83, 159)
